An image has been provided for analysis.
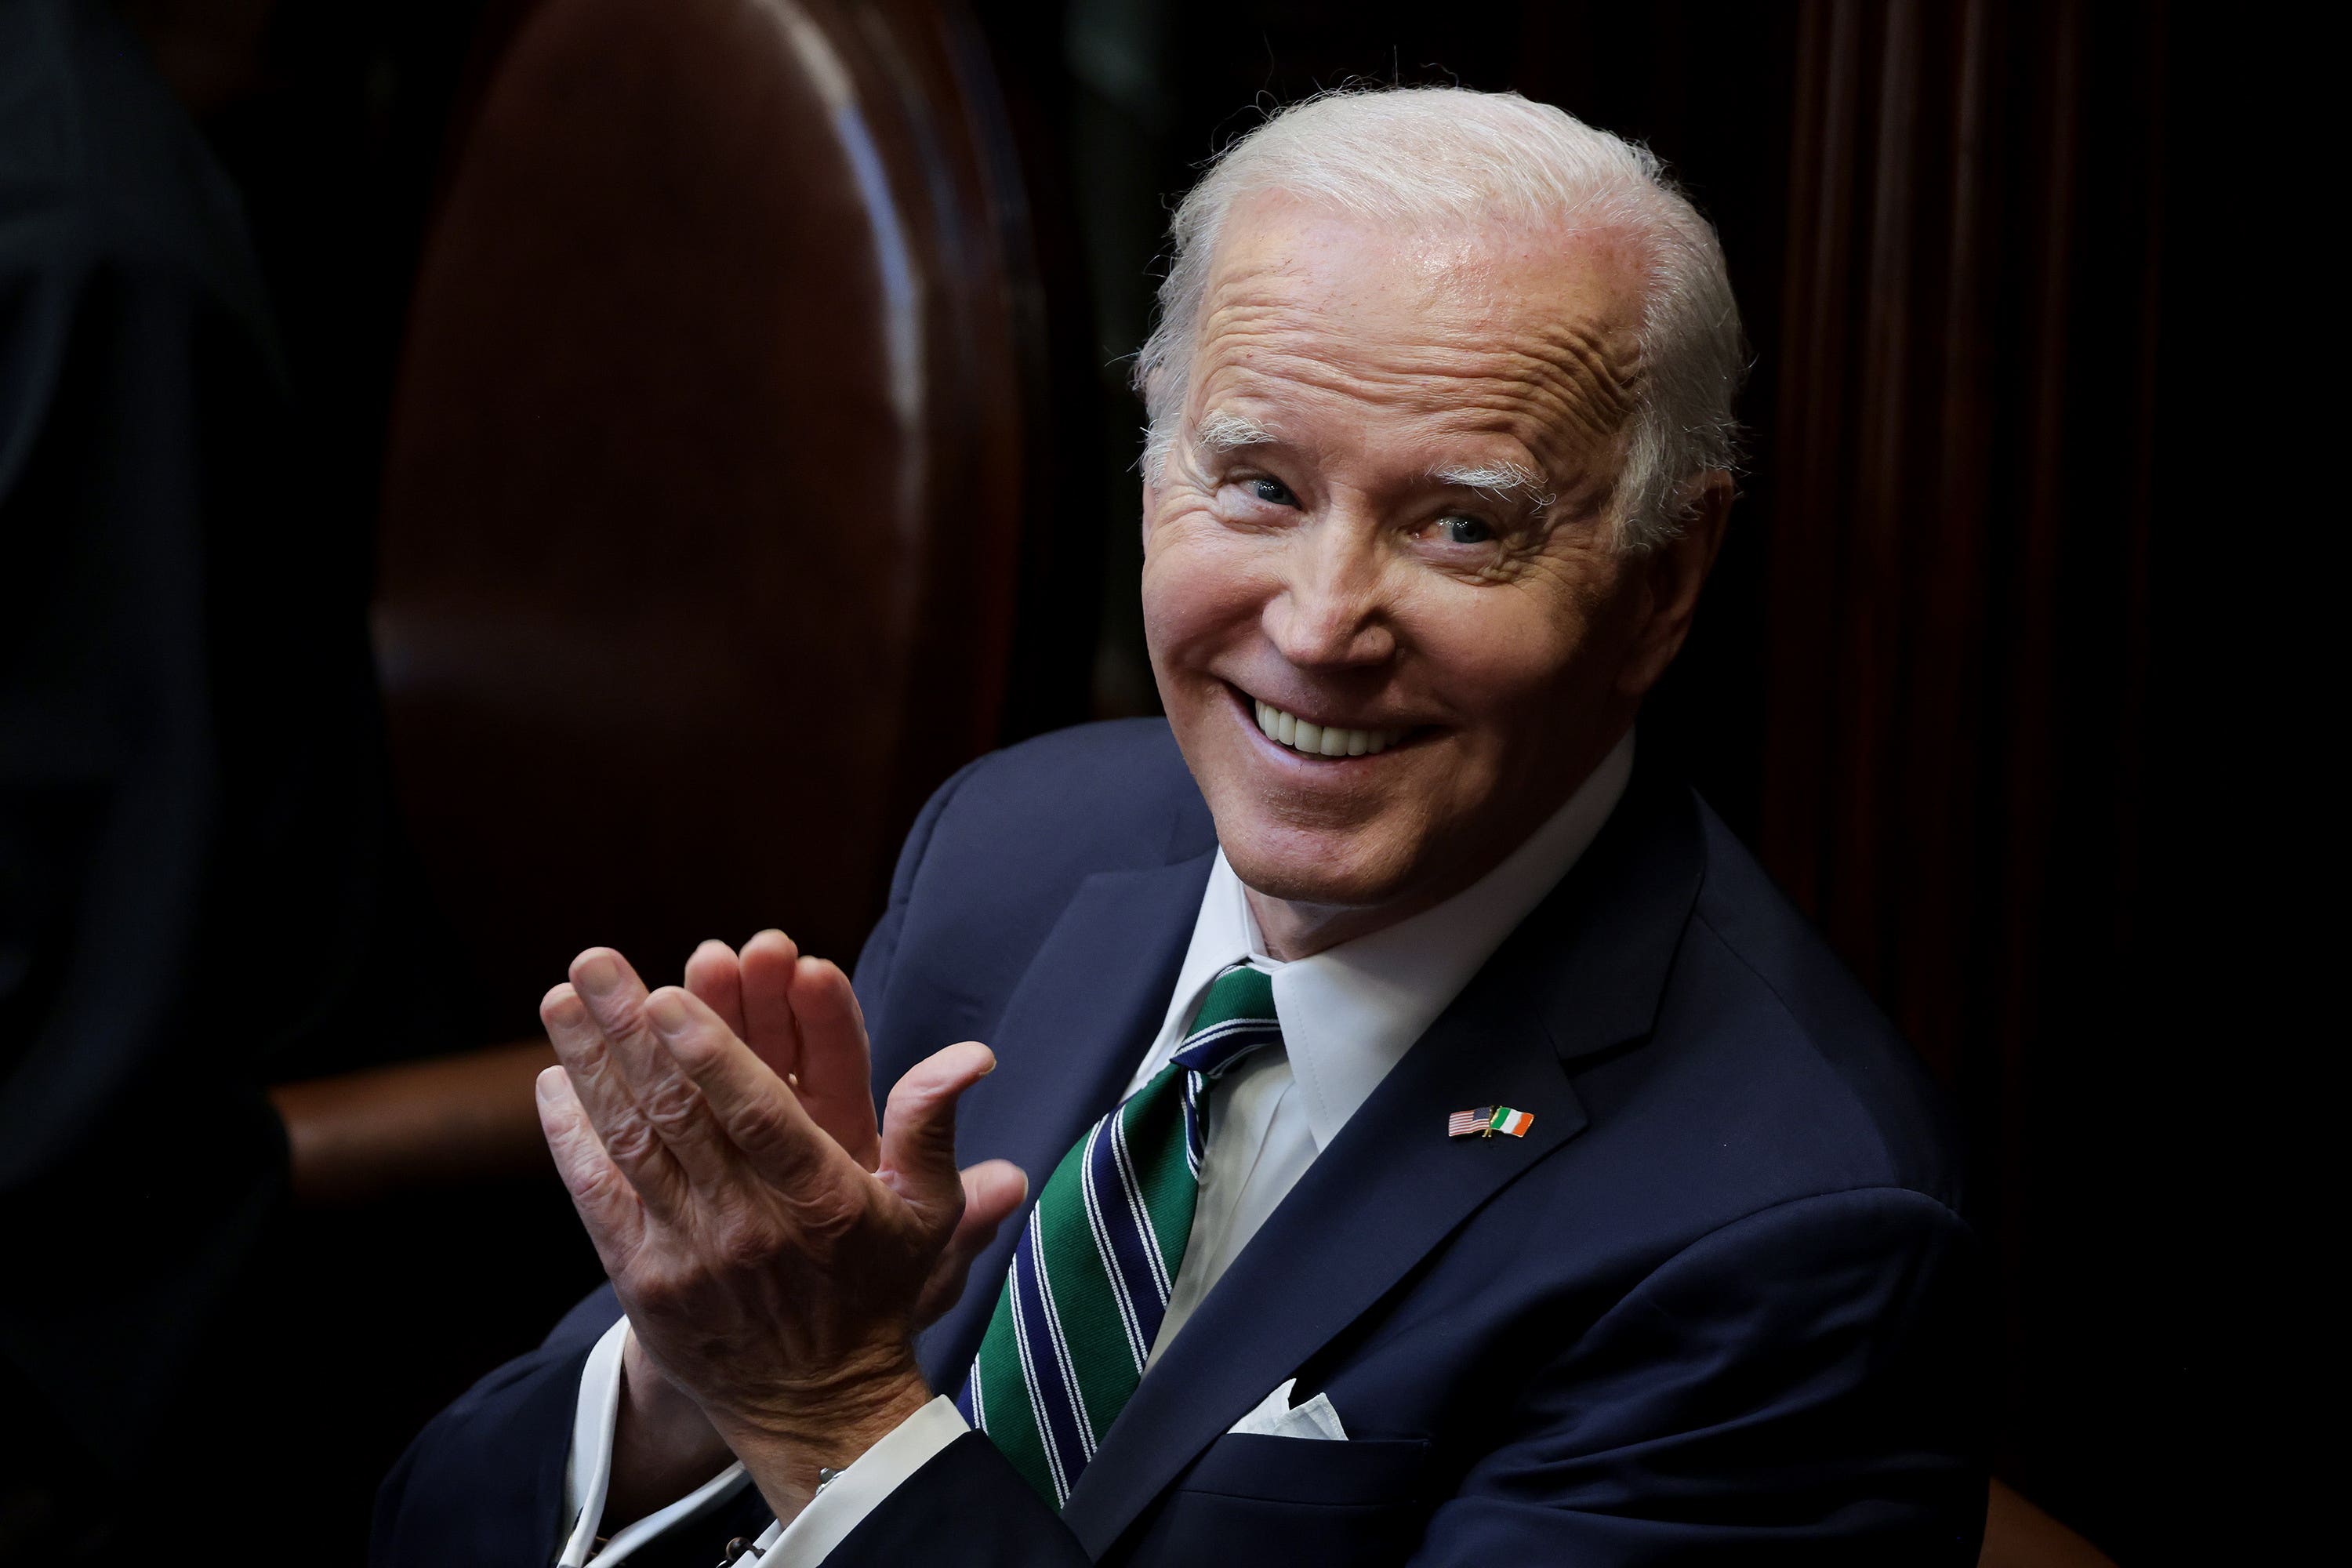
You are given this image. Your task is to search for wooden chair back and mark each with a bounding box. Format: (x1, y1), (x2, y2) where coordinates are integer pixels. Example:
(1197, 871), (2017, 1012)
(375, 0), (1036, 1027)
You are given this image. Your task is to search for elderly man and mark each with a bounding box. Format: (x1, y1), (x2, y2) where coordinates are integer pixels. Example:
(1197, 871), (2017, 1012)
(376, 89), (1986, 1566)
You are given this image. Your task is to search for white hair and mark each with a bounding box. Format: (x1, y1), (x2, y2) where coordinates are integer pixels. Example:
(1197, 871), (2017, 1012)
(1135, 87), (1748, 551)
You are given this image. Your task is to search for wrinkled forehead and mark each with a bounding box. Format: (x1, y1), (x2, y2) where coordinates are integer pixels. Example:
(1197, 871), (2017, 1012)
(1188, 196), (1649, 479)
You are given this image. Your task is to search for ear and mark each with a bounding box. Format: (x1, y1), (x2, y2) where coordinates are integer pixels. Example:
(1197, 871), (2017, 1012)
(1614, 470), (1733, 701)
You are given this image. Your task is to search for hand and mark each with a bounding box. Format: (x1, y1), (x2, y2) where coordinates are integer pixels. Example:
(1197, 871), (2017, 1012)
(587, 935), (1026, 1524)
(535, 934), (1026, 1524)
(678, 933), (1028, 1330)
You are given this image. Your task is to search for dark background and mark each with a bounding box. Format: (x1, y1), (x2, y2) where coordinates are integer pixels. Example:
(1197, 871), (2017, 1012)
(13, 0), (2272, 1560)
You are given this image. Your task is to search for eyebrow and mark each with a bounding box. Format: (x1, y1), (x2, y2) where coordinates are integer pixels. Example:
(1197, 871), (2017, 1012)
(1430, 459), (1559, 512)
(1193, 411), (1277, 453)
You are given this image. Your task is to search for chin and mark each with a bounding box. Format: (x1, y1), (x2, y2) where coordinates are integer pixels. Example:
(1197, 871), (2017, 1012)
(1213, 811), (1425, 911)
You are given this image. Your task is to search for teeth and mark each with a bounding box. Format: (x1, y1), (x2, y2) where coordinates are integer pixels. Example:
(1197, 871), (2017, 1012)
(1253, 699), (1406, 759)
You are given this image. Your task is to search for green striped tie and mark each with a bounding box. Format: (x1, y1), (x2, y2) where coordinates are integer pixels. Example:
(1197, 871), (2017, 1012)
(955, 964), (1283, 1507)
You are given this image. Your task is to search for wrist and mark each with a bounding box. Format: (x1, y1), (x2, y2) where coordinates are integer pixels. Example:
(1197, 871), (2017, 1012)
(621, 1334), (729, 1454)
(608, 1331), (734, 1526)
(717, 1359), (935, 1523)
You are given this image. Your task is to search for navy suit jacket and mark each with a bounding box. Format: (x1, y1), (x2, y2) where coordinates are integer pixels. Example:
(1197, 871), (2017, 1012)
(374, 720), (1990, 1566)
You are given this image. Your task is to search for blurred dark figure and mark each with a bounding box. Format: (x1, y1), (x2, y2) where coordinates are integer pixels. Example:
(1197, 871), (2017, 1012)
(0, 0), (393, 1555)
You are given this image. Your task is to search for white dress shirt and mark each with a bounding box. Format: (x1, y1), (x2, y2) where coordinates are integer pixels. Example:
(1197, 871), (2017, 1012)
(558, 733), (1635, 1565)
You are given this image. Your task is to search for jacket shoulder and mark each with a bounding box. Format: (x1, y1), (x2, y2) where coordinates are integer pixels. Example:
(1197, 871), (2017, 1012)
(858, 720), (1209, 1063)
(920, 718), (1210, 880)
(1673, 798), (1968, 1213)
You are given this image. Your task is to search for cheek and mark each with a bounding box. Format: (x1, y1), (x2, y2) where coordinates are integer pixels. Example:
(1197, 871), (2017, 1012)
(1142, 506), (1269, 669)
(1403, 577), (1614, 734)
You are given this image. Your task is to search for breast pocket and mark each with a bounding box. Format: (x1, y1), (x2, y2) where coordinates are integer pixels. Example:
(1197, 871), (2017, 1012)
(1123, 1434), (1432, 1568)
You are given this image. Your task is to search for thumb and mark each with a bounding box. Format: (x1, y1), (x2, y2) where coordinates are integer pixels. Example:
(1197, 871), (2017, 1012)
(878, 1040), (996, 1227)
(956, 1158), (1029, 1242)
(914, 1160), (1029, 1329)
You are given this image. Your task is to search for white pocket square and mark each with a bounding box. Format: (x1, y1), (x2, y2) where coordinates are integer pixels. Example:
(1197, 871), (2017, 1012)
(1226, 1377), (1349, 1441)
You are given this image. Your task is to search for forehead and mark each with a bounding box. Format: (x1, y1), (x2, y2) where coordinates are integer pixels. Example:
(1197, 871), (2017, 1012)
(1189, 196), (1647, 476)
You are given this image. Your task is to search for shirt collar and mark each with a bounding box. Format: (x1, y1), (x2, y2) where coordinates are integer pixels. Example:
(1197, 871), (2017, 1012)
(1135, 730), (1636, 1149)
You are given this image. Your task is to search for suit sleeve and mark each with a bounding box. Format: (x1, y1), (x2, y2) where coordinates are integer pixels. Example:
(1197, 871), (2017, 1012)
(1403, 1186), (1990, 1566)
(814, 1433), (1091, 1566)
(370, 1287), (624, 1566)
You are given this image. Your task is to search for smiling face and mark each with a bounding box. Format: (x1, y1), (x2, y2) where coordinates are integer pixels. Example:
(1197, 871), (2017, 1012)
(1142, 197), (1706, 949)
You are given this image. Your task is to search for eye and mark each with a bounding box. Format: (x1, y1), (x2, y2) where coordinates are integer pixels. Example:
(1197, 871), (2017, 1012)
(1437, 514), (1494, 544)
(1248, 476), (1299, 506)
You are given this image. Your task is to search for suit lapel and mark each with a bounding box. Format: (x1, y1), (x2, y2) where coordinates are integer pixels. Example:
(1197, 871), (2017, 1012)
(916, 851), (1218, 1390)
(1060, 1002), (1584, 1555)
(1058, 771), (1706, 1556)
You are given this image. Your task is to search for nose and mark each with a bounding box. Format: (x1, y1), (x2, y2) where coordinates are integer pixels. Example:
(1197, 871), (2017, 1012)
(1263, 514), (1397, 671)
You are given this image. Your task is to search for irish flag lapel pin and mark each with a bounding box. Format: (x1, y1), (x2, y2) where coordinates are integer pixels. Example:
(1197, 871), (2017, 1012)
(1449, 1105), (1534, 1139)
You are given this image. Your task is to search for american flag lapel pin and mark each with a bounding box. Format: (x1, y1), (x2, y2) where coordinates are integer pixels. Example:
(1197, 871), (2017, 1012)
(1449, 1105), (1534, 1139)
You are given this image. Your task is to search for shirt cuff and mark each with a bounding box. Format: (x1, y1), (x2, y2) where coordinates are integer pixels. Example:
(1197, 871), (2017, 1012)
(557, 1317), (750, 1566)
(742, 1396), (971, 1568)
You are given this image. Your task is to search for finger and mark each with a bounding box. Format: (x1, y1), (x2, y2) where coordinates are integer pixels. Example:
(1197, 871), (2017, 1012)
(915, 1160), (1028, 1328)
(543, 978), (691, 1220)
(570, 950), (739, 1200)
(788, 956), (882, 1169)
(659, 984), (863, 1194)
(536, 1065), (646, 1275)
(739, 928), (804, 1083)
(878, 1041), (997, 1230)
(684, 939), (746, 1040)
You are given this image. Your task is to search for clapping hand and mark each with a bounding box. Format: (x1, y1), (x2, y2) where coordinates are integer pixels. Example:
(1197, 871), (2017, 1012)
(535, 931), (1027, 1524)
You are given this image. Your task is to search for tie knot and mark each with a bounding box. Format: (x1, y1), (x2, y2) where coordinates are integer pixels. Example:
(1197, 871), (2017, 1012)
(1172, 964), (1283, 1079)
